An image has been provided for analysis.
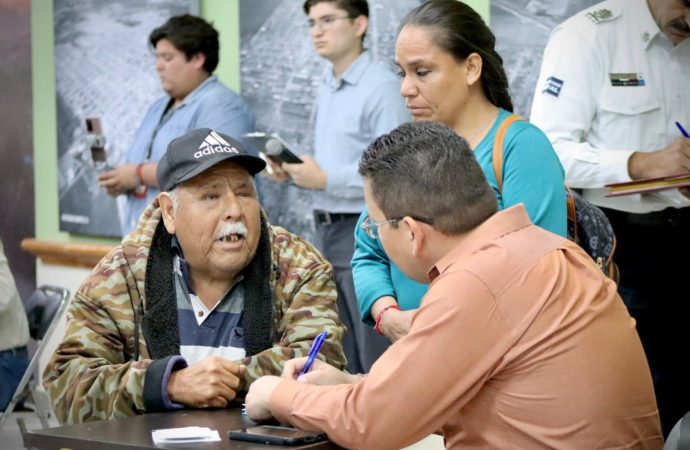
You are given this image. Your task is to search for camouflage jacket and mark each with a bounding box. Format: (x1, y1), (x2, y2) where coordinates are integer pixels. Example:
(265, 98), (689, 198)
(43, 201), (346, 424)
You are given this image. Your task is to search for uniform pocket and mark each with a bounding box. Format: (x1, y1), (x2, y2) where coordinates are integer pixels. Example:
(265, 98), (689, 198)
(597, 86), (663, 150)
(600, 86), (660, 115)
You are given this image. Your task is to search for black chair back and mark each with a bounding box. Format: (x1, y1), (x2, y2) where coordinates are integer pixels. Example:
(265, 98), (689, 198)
(25, 285), (68, 341)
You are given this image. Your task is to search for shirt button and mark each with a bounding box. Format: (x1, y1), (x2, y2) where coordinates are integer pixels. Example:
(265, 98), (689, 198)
(197, 310), (204, 317)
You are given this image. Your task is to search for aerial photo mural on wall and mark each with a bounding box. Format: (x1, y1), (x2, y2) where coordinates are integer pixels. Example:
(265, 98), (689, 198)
(54, 0), (192, 237)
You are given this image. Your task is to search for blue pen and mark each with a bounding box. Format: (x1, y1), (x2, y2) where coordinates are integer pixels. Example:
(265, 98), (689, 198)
(675, 121), (690, 138)
(298, 330), (328, 376)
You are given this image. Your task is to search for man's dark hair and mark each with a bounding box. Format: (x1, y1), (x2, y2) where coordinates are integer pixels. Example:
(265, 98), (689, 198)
(303, 0), (369, 41)
(149, 14), (219, 74)
(359, 122), (497, 235)
(303, 0), (368, 18)
(401, 0), (513, 112)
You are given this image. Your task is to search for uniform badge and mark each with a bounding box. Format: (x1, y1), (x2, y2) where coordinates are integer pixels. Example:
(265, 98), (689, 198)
(586, 8), (613, 24)
(609, 73), (645, 87)
(543, 76), (564, 97)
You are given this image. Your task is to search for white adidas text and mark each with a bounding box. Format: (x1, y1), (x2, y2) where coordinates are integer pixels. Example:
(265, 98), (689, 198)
(194, 145), (239, 158)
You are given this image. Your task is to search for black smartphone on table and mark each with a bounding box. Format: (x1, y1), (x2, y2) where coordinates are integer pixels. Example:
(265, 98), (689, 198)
(228, 425), (326, 446)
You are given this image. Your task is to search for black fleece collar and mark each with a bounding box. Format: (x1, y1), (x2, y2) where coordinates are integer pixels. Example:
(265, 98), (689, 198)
(142, 216), (275, 359)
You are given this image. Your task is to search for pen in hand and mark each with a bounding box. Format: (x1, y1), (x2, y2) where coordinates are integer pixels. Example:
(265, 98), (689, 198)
(298, 330), (329, 377)
(675, 121), (689, 138)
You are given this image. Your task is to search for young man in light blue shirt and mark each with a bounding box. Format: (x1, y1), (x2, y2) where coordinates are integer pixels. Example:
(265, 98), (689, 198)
(98, 15), (256, 236)
(268, 0), (410, 373)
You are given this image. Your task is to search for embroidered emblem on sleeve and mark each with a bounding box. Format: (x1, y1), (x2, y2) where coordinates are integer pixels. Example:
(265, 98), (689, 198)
(543, 76), (564, 97)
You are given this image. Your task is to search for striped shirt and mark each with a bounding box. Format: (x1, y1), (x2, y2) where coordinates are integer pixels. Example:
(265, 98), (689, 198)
(172, 245), (246, 364)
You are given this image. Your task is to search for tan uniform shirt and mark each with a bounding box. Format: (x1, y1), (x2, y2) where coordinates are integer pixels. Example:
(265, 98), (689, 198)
(270, 206), (662, 450)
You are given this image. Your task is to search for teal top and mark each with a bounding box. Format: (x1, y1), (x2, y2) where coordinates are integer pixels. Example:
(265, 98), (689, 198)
(352, 109), (567, 325)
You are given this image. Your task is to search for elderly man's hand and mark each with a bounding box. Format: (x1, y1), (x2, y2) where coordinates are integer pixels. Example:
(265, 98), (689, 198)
(167, 357), (245, 408)
(282, 357), (360, 385)
(245, 376), (283, 421)
(281, 155), (326, 190)
(98, 164), (139, 196)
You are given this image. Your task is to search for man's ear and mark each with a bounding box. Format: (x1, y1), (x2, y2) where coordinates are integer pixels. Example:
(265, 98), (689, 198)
(191, 52), (206, 71)
(354, 15), (368, 39)
(465, 52), (483, 87)
(159, 193), (176, 235)
(401, 216), (426, 257)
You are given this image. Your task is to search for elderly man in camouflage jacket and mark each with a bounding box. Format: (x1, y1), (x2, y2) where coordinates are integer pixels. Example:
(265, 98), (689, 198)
(43, 128), (346, 424)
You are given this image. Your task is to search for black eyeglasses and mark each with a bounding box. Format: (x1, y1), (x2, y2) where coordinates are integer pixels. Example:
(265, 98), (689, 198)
(361, 215), (434, 239)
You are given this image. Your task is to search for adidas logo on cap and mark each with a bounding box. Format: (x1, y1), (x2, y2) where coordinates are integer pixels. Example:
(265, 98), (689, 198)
(193, 131), (240, 158)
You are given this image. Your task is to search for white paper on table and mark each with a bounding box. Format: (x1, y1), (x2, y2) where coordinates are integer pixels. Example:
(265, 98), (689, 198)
(152, 426), (221, 444)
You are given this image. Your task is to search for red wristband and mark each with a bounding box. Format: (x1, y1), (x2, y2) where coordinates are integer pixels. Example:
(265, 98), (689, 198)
(132, 163), (148, 198)
(374, 304), (400, 335)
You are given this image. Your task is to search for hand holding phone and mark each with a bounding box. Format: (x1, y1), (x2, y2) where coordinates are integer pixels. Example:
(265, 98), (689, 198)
(228, 425), (326, 445)
(243, 132), (303, 165)
(85, 117), (112, 171)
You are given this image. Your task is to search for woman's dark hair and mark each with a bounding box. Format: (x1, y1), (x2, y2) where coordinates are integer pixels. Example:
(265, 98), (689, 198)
(149, 14), (219, 74)
(401, 0), (513, 112)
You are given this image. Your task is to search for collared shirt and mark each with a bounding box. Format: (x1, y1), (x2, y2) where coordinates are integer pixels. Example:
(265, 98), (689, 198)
(0, 239), (29, 351)
(312, 51), (410, 213)
(270, 206), (662, 449)
(121, 76), (256, 235)
(171, 238), (246, 364)
(530, 0), (690, 213)
(352, 109), (566, 323)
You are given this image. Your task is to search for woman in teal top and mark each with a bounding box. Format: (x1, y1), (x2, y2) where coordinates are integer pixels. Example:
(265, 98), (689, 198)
(352, 0), (566, 342)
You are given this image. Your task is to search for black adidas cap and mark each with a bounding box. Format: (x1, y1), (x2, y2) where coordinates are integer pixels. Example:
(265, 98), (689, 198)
(157, 128), (266, 192)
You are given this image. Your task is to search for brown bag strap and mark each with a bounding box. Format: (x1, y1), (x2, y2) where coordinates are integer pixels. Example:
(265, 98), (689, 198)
(491, 114), (524, 194)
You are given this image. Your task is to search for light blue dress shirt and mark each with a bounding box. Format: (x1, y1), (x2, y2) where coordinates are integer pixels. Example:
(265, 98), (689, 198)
(121, 76), (256, 235)
(312, 51), (410, 213)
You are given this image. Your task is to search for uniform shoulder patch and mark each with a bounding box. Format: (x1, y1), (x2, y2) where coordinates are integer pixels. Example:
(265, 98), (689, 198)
(542, 76), (564, 97)
(584, 8), (619, 24)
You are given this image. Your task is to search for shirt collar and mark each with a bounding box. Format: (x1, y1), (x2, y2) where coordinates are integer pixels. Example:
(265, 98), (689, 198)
(171, 235), (244, 297)
(176, 75), (217, 107)
(427, 205), (533, 283)
(171, 236), (195, 294)
(633, 0), (664, 50)
(324, 51), (371, 89)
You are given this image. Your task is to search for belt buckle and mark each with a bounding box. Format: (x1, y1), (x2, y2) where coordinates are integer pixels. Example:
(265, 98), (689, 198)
(315, 210), (332, 225)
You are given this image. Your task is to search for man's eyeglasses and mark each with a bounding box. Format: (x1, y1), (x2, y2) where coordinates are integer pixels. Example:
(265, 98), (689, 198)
(307, 15), (353, 31)
(361, 215), (434, 240)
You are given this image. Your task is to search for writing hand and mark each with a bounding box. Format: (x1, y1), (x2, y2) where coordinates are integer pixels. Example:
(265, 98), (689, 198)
(628, 136), (690, 180)
(282, 357), (358, 385)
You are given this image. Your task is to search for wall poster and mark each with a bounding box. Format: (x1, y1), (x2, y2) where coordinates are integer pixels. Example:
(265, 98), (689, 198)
(240, 0), (421, 241)
(492, 0), (600, 116)
(54, 0), (193, 237)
